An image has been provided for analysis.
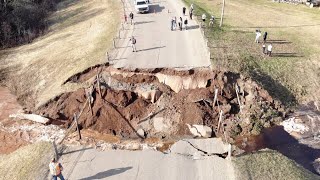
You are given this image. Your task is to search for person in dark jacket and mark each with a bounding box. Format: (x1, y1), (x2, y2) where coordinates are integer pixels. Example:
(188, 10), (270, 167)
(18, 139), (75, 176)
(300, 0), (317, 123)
(183, 7), (186, 16)
(184, 18), (188, 30)
(263, 32), (268, 43)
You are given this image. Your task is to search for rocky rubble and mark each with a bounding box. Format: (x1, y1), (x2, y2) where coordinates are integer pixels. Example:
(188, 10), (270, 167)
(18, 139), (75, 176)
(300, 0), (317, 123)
(37, 68), (288, 143)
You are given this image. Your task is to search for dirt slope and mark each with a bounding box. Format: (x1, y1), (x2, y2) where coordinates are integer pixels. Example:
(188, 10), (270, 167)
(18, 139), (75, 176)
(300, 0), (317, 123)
(0, 0), (120, 109)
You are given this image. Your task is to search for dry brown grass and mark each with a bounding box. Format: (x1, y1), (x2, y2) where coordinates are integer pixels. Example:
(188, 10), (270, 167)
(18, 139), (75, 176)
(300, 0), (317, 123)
(183, 0), (320, 106)
(0, 141), (53, 180)
(0, 0), (120, 108)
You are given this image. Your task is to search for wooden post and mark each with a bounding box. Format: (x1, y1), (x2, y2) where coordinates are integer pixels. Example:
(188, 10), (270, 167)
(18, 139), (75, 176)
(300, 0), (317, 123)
(219, 0), (225, 27)
(235, 84), (242, 113)
(74, 113), (81, 140)
(97, 74), (102, 100)
(213, 88), (218, 108)
(217, 110), (223, 131)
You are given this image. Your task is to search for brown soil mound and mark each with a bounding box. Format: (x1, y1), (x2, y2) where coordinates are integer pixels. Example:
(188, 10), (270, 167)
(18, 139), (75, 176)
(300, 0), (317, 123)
(37, 68), (289, 143)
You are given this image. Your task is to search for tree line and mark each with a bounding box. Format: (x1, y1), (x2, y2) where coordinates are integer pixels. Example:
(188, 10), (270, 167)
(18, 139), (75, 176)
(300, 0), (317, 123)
(0, 0), (61, 48)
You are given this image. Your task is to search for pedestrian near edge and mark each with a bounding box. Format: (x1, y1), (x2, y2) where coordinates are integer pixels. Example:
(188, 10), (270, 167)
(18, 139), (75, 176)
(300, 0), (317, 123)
(129, 12), (134, 25)
(189, 10), (193, 20)
(130, 36), (137, 52)
(171, 17), (174, 31)
(183, 7), (186, 16)
(255, 30), (261, 43)
(262, 44), (266, 54)
(49, 158), (65, 180)
(209, 15), (215, 27)
(267, 43), (272, 56)
(263, 31), (268, 43)
(202, 13), (207, 27)
(179, 17), (183, 30)
(184, 18), (188, 30)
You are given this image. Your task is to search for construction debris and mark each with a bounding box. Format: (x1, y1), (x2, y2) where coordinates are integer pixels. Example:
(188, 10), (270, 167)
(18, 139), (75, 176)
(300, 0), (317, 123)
(9, 113), (50, 124)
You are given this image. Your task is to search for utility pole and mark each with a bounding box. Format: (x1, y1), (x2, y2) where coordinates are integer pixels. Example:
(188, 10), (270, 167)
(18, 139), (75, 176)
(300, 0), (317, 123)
(219, 0), (225, 27)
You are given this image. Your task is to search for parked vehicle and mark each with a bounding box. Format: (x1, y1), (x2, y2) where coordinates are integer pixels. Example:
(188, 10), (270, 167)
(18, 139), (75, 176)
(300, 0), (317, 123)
(307, 0), (320, 7)
(135, 0), (149, 13)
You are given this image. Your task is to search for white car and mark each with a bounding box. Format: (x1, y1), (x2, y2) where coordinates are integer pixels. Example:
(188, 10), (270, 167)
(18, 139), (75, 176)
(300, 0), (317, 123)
(135, 0), (149, 13)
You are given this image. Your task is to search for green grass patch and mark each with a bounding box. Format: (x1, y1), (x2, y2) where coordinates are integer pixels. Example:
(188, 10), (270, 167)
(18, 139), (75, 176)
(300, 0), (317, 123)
(233, 149), (320, 180)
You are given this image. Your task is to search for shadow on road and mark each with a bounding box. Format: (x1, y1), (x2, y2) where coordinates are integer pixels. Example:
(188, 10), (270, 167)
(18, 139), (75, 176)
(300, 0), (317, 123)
(135, 21), (155, 25)
(79, 167), (133, 179)
(60, 147), (93, 156)
(149, 4), (165, 13)
(186, 25), (200, 30)
(137, 46), (166, 52)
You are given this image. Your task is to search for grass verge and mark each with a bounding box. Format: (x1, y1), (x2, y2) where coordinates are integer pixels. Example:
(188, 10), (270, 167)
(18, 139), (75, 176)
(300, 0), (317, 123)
(233, 149), (320, 180)
(182, 0), (320, 107)
(0, 141), (54, 180)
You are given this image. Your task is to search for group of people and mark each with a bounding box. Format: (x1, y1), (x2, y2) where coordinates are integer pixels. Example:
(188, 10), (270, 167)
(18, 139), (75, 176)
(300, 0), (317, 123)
(255, 30), (272, 56)
(170, 4), (194, 31)
(124, 12), (135, 25)
(171, 16), (189, 31)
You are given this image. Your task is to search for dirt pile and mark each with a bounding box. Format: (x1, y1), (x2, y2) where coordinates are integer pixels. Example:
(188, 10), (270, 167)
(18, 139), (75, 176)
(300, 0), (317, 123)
(37, 68), (289, 142)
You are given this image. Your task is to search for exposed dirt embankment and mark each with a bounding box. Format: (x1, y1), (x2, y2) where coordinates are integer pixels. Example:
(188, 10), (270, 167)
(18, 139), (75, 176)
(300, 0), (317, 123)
(37, 67), (289, 142)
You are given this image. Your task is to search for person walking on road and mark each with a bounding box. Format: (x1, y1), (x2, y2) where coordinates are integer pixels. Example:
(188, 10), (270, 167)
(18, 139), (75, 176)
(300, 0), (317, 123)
(174, 17), (177, 30)
(129, 12), (134, 25)
(124, 14), (128, 24)
(184, 18), (188, 30)
(179, 17), (183, 30)
(130, 36), (137, 52)
(183, 7), (186, 16)
(49, 158), (65, 180)
(190, 4), (194, 12)
(189, 10), (193, 20)
(255, 30), (261, 43)
(201, 13), (206, 27)
(267, 44), (272, 56)
(263, 31), (268, 43)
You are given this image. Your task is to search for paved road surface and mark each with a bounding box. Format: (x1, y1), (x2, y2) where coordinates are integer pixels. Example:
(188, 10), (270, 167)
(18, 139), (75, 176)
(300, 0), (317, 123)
(60, 139), (235, 180)
(110, 0), (210, 69)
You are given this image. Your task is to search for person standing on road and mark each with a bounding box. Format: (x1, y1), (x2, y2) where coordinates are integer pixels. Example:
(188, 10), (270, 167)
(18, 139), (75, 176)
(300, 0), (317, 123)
(201, 13), (206, 27)
(129, 36), (137, 52)
(183, 7), (186, 16)
(174, 17), (177, 30)
(267, 43), (272, 56)
(255, 30), (261, 43)
(179, 17), (183, 30)
(124, 14), (128, 24)
(190, 4), (194, 12)
(129, 12), (134, 25)
(263, 31), (268, 43)
(171, 18), (174, 31)
(49, 158), (65, 180)
(184, 18), (188, 30)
